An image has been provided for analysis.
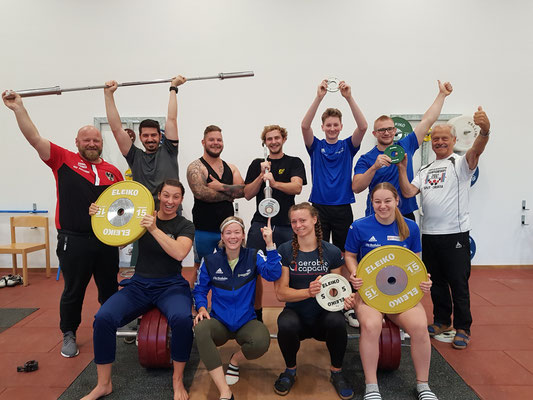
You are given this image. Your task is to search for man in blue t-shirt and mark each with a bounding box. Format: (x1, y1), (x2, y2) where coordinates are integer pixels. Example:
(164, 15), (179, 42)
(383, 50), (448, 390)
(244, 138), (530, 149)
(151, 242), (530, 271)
(352, 81), (453, 220)
(301, 79), (368, 252)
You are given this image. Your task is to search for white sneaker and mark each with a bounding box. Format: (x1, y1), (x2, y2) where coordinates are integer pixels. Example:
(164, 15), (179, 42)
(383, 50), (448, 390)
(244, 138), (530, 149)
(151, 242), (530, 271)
(344, 310), (359, 328)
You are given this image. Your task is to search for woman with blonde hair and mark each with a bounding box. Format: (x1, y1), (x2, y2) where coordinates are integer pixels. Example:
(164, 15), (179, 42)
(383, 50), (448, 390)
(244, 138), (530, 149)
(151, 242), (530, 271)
(344, 182), (435, 400)
(193, 216), (282, 400)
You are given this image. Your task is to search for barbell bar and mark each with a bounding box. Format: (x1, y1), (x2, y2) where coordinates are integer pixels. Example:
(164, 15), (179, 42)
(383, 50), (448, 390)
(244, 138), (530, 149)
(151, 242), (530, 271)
(7, 70), (255, 98)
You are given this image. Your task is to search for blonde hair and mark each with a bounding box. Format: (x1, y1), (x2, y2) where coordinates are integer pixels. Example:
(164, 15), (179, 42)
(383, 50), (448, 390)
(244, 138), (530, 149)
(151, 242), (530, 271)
(370, 183), (410, 241)
(261, 124), (288, 144)
(218, 216), (246, 248)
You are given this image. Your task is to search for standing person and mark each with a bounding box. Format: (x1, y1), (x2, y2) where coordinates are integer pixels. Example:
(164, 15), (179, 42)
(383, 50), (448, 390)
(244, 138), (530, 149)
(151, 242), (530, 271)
(193, 216), (282, 400)
(244, 124), (307, 321)
(104, 75), (186, 206)
(344, 183), (436, 400)
(186, 126), (245, 284)
(397, 108), (491, 349)
(2, 90), (123, 358)
(352, 81), (453, 221)
(82, 180), (194, 400)
(273, 203), (352, 400)
(301, 79), (368, 253)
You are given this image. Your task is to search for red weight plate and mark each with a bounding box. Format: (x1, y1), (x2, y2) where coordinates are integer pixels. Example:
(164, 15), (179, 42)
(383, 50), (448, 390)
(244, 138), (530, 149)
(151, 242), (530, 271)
(138, 308), (160, 368)
(388, 319), (401, 370)
(155, 311), (172, 368)
(378, 319), (392, 370)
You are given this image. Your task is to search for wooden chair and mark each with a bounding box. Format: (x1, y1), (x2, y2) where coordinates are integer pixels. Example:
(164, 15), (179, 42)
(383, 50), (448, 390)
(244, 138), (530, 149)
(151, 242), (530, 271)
(0, 216), (51, 286)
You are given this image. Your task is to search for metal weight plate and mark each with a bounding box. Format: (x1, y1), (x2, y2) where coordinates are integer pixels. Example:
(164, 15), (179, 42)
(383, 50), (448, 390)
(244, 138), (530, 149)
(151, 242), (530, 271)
(469, 236), (476, 260)
(357, 246), (427, 314)
(384, 144), (406, 164)
(138, 308), (172, 368)
(91, 181), (155, 246)
(471, 166), (479, 186)
(433, 329), (456, 343)
(326, 77), (340, 92)
(391, 117), (413, 142)
(316, 274), (352, 312)
(449, 115), (480, 152)
(258, 197), (280, 218)
(378, 319), (401, 370)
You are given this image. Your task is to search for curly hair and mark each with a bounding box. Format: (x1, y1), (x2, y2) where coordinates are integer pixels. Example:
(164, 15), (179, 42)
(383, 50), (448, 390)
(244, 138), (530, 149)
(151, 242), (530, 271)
(289, 202), (324, 267)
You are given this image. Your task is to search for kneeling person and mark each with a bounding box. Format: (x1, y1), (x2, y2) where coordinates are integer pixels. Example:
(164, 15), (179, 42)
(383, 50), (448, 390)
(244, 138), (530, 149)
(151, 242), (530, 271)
(82, 180), (195, 400)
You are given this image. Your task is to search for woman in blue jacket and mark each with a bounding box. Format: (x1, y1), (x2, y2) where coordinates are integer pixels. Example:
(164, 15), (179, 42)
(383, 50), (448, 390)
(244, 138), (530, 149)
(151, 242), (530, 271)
(193, 216), (282, 400)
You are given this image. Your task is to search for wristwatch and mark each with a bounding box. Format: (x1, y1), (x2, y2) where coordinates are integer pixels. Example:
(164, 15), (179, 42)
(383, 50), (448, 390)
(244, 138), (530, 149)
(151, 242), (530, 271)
(169, 86), (178, 93)
(479, 129), (490, 137)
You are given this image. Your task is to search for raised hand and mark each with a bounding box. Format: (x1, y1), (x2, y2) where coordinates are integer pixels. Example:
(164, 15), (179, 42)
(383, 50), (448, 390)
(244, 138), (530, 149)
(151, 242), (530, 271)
(473, 106), (490, 134)
(438, 80), (453, 96)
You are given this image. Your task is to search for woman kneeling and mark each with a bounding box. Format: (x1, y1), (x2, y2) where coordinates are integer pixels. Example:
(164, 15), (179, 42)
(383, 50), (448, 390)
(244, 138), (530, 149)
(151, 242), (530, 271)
(193, 216), (281, 400)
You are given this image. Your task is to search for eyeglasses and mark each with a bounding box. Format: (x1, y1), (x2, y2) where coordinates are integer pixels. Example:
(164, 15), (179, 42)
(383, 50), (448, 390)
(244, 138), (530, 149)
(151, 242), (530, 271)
(375, 127), (396, 134)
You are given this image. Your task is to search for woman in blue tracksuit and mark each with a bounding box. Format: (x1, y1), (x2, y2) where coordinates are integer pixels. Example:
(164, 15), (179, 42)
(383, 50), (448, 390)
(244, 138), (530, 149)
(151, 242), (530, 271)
(193, 216), (282, 400)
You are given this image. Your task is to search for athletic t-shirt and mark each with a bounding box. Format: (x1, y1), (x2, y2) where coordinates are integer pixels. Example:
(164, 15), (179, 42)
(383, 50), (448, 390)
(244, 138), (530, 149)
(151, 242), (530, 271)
(44, 142), (123, 232)
(245, 154), (307, 226)
(344, 215), (422, 261)
(125, 139), (179, 203)
(307, 137), (359, 205)
(354, 132), (419, 215)
(135, 214), (195, 278)
(411, 154), (475, 235)
(278, 240), (344, 320)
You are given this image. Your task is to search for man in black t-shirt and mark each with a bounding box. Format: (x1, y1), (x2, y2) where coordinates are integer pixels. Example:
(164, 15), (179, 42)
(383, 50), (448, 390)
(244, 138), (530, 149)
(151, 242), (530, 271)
(244, 125), (307, 320)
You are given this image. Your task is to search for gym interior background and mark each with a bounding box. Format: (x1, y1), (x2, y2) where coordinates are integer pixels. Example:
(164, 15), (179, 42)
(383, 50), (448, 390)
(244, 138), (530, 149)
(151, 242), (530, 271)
(0, 0), (532, 269)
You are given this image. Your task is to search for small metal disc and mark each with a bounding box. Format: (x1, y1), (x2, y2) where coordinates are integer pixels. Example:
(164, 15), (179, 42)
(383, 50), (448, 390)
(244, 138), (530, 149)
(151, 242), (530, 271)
(326, 77), (340, 92)
(107, 198), (134, 227)
(375, 265), (408, 296)
(384, 144), (406, 164)
(258, 198), (280, 218)
(316, 273), (352, 312)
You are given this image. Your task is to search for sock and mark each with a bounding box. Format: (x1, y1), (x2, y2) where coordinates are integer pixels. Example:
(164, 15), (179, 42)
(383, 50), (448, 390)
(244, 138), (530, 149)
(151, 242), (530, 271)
(255, 308), (263, 322)
(366, 383), (379, 394)
(225, 363), (240, 385)
(417, 383), (430, 393)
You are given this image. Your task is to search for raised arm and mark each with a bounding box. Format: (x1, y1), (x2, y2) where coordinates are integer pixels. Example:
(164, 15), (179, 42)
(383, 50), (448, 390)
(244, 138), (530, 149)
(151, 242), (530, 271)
(301, 80), (327, 148)
(339, 81), (368, 148)
(2, 91), (50, 160)
(140, 212), (193, 261)
(103, 80), (132, 156)
(256, 221), (282, 281)
(397, 155), (420, 198)
(186, 159), (233, 202)
(465, 106), (491, 170)
(165, 75), (186, 143)
(414, 80), (453, 145)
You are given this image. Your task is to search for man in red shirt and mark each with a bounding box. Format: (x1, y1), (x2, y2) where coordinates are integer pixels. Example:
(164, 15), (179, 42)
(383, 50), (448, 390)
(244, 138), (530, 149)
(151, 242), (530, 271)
(2, 90), (123, 358)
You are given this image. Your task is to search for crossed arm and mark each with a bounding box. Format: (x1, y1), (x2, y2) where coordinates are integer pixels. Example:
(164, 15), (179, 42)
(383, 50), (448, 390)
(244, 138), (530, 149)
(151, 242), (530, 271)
(186, 160), (244, 202)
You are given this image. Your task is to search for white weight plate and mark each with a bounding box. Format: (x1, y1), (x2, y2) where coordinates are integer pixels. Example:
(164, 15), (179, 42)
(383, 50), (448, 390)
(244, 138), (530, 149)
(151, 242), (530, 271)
(316, 273), (352, 312)
(449, 115), (480, 152)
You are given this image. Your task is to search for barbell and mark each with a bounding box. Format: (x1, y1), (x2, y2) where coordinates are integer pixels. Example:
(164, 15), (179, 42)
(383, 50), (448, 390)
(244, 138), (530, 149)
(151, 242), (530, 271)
(119, 308), (402, 370)
(5, 70), (254, 99)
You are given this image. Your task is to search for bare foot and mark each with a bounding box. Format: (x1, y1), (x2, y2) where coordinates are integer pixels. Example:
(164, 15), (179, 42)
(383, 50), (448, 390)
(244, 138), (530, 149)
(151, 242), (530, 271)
(80, 383), (112, 400)
(173, 379), (189, 400)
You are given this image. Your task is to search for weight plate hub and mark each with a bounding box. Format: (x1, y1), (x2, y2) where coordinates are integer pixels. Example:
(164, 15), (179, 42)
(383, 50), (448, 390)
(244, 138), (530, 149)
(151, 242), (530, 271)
(391, 117), (412, 142)
(449, 115), (480, 152)
(258, 197), (280, 218)
(91, 181), (155, 246)
(384, 144), (405, 164)
(316, 273), (352, 312)
(357, 246), (427, 314)
(326, 77), (340, 92)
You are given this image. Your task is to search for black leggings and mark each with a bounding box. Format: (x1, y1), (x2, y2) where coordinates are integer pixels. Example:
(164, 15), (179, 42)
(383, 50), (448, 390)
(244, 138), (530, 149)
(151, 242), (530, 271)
(277, 308), (347, 369)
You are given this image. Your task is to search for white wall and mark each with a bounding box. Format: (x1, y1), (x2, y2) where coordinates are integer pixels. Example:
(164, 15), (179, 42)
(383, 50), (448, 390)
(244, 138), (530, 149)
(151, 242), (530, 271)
(1, 0), (532, 267)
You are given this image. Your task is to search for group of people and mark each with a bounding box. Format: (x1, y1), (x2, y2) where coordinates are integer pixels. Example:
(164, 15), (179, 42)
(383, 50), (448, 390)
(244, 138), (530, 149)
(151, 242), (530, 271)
(1, 74), (491, 400)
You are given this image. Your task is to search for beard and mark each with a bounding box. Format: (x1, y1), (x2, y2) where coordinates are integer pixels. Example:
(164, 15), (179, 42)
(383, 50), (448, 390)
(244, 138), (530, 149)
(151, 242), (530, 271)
(79, 147), (102, 162)
(205, 147), (222, 158)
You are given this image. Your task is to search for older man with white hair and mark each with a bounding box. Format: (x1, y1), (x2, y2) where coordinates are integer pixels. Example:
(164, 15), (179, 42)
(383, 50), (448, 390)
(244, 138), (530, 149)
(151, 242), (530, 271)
(397, 107), (491, 350)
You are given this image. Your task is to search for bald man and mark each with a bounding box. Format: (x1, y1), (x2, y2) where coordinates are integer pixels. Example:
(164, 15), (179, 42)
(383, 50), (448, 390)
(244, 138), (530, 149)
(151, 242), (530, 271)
(2, 91), (123, 358)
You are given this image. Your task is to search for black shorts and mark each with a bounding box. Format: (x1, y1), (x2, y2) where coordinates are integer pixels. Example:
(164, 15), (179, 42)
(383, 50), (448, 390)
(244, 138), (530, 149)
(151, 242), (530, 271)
(312, 203), (353, 252)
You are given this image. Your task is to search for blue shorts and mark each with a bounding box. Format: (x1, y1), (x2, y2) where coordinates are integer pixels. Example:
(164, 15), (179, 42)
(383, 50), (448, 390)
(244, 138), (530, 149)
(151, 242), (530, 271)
(194, 230), (221, 264)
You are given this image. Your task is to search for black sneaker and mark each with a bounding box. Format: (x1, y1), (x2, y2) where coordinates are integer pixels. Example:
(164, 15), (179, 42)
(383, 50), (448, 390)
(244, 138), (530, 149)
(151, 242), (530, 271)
(330, 371), (353, 400)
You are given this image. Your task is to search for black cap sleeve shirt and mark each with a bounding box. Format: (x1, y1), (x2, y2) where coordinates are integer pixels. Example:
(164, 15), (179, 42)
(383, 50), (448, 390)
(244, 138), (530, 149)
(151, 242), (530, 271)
(278, 240), (343, 321)
(135, 215), (195, 278)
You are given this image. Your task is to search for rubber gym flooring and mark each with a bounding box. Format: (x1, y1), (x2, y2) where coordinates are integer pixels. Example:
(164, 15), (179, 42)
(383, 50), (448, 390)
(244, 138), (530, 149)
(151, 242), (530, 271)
(0, 267), (532, 399)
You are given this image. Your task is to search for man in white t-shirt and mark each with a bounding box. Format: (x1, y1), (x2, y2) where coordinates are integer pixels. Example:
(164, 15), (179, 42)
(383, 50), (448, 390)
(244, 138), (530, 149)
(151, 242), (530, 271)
(397, 107), (491, 350)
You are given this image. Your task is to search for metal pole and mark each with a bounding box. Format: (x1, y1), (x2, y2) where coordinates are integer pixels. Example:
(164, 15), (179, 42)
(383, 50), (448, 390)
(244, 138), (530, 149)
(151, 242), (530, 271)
(9, 71), (254, 98)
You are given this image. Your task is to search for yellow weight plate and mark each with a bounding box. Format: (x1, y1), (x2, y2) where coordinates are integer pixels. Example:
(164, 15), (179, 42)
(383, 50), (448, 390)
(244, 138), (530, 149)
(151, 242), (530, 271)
(357, 246), (427, 314)
(91, 181), (155, 246)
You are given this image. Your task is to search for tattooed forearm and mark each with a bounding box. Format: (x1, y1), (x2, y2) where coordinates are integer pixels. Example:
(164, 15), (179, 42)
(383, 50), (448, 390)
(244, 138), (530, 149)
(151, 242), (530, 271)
(219, 184), (244, 199)
(186, 160), (233, 202)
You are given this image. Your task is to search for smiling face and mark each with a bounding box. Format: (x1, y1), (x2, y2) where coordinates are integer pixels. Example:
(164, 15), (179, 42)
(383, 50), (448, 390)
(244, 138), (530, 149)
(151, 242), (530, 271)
(139, 127), (161, 153)
(372, 188), (399, 223)
(321, 116), (343, 143)
(264, 129), (286, 155)
(221, 222), (245, 251)
(290, 208), (317, 239)
(373, 117), (396, 147)
(157, 184), (183, 218)
(431, 125), (456, 159)
(202, 130), (224, 158)
(76, 126), (103, 162)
